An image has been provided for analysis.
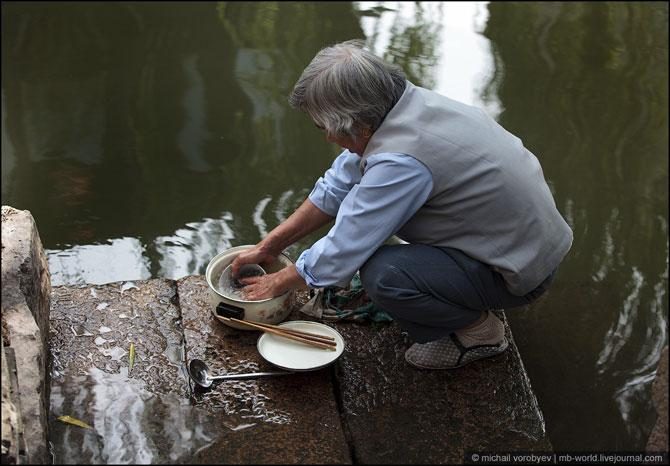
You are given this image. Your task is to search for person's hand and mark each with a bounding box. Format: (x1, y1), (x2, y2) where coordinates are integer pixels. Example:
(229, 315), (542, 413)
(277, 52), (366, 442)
(230, 246), (277, 277)
(238, 273), (287, 301)
(238, 265), (307, 301)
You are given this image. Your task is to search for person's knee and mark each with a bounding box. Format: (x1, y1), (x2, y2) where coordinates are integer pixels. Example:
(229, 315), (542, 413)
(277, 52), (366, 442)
(360, 246), (387, 291)
(360, 248), (410, 302)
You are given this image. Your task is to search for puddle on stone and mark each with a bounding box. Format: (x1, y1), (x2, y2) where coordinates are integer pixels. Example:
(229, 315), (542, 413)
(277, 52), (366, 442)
(189, 357), (293, 426)
(99, 345), (126, 361)
(50, 367), (224, 464)
(120, 281), (138, 293)
(194, 380), (292, 426)
(50, 359), (293, 463)
(71, 325), (94, 337)
(49, 282), (298, 464)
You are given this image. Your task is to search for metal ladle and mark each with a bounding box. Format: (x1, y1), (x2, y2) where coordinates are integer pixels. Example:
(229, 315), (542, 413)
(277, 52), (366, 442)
(188, 358), (291, 388)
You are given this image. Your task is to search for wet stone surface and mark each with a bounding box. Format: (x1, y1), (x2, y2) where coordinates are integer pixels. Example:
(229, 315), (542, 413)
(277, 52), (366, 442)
(177, 276), (351, 464)
(50, 280), (187, 397)
(49, 279), (204, 464)
(48, 277), (551, 464)
(330, 311), (552, 464)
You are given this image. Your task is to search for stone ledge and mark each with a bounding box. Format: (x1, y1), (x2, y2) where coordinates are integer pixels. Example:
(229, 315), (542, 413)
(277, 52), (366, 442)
(1, 206), (51, 465)
(47, 275), (551, 464)
(322, 311), (551, 464)
(2, 341), (26, 464)
(49, 277), (353, 464)
(3, 204), (552, 464)
(49, 279), (191, 464)
(177, 275), (352, 464)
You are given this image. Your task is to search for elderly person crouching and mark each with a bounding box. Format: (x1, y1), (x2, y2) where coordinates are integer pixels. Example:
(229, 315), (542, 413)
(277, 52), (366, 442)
(231, 39), (573, 370)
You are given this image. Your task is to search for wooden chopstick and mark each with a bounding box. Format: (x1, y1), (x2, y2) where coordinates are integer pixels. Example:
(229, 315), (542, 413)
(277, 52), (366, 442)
(246, 320), (336, 343)
(228, 318), (337, 347)
(230, 317), (337, 351)
(221, 317), (337, 351)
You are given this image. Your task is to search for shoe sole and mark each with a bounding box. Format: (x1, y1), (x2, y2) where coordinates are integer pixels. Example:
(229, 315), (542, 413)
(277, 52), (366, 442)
(405, 340), (509, 370)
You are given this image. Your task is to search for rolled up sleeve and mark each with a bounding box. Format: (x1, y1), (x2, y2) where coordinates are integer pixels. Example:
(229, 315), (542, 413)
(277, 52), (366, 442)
(308, 150), (362, 217)
(296, 153), (433, 288)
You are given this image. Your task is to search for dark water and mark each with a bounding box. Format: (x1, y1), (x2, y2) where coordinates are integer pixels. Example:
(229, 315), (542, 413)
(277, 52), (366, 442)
(2, 0), (667, 456)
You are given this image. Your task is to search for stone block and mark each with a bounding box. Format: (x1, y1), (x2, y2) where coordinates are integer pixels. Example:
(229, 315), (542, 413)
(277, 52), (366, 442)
(2, 341), (24, 464)
(45, 274), (557, 464)
(1, 206), (51, 464)
(49, 279), (190, 463)
(177, 276), (351, 464)
(329, 311), (552, 464)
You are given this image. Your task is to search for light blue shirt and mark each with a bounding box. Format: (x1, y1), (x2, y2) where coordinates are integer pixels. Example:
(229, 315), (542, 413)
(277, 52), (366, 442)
(295, 150), (433, 288)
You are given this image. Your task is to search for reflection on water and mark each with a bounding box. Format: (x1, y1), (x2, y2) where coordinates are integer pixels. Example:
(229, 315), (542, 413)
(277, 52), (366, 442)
(194, 376), (293, 427)
(178, 54), (212, 173)
(51, 366), (292, 463)
(46, 189), (306, 285)
(48, 238), (151, 286)
(482, 1), (668, 450)
(357, 1), (500, 116)
(50, 368), (220, 464)
(154, 213), (235, 280)
(2, 0), (668, 455)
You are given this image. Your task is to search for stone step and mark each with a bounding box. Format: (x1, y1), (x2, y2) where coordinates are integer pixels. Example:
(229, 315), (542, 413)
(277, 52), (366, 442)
(49, 277), (351, 464)
(176, 275), (351, 464)
(48, 275), (551, 464)
(49, 279), (193, 464)
(330, 313), (552, 464)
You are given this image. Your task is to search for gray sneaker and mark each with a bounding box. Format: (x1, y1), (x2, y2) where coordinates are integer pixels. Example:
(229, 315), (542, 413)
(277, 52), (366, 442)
(405, 333), (509, 370)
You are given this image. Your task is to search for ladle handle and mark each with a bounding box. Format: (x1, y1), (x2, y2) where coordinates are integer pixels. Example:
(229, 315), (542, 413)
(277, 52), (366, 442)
(208, 371), (292, 381)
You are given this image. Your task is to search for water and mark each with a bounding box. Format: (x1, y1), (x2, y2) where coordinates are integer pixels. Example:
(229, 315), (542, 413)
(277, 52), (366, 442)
(48, 278), (295, 464)
(2, 0), (667, 455)
(50, 368), (222, 464)
(50, 368), (291, 464)
(217, 263), (266, 300)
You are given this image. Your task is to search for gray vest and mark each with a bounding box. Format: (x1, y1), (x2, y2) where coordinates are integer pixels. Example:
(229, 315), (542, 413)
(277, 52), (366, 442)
(361, 82), (573, 295)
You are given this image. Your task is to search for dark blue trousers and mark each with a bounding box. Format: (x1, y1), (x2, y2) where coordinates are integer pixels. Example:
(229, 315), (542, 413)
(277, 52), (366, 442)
(360, 244), (555, 343)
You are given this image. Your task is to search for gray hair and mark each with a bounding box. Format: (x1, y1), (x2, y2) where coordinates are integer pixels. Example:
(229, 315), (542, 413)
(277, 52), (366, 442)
(288, 39), (406, 139)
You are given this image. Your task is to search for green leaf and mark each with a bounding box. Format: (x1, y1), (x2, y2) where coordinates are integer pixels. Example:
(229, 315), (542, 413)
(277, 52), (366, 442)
(129, 342), (135, 374)
(57, 415), (92, 429)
